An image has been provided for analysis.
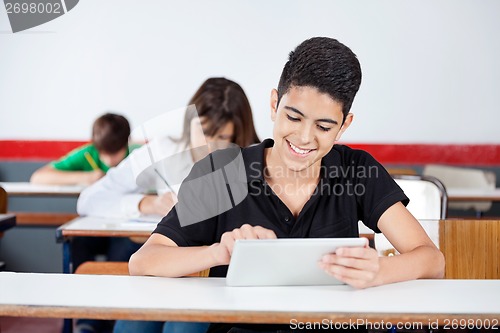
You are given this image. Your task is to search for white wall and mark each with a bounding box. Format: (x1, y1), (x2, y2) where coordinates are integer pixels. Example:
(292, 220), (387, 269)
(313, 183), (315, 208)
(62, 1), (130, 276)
(1, 0), (499, 143)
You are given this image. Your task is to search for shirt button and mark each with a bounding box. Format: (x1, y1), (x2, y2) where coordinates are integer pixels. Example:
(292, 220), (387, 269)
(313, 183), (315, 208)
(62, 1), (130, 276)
(284, 216), (290, 222)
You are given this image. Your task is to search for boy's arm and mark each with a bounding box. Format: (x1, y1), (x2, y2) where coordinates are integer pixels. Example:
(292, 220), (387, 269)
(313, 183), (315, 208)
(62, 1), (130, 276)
(77, 163), (175, 217)
(320, 202), (445, 289)
(30, 164), (103, 185)
(128, 234), (217, 277)
(129, 224), (277, 277)
(375, 202), (445, 282)
(77, 159), (143, 217)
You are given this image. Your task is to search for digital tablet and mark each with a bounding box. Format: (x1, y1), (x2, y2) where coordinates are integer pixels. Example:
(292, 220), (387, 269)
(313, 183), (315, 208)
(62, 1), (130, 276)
(226, 238), (367, 286)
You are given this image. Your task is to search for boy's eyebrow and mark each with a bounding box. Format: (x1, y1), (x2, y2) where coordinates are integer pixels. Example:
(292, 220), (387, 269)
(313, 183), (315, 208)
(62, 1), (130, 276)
(284, 106), (338, 125)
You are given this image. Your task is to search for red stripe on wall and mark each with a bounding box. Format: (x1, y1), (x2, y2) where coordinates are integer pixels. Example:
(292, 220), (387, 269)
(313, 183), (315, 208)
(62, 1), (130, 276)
(0, 140), (499, 166)
(0, 140), (87, 161)
(346, 143), (500, 166)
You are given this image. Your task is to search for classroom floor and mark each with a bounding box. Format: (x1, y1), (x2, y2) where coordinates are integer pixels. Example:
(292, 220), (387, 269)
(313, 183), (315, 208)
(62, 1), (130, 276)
(0, 317), (63, 333)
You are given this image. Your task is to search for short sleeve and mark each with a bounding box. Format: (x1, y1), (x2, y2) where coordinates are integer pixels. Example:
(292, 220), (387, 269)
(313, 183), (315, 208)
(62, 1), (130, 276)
(353, 151), (409, 232)
(52, 145), (91, 171)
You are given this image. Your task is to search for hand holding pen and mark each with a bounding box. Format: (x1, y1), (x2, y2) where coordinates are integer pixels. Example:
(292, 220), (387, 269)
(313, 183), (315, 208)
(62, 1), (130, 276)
(138, 192), (178, 215)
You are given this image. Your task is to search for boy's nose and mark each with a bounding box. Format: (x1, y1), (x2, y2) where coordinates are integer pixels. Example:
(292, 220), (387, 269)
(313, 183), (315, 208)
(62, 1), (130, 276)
(298, 126), (313, 145)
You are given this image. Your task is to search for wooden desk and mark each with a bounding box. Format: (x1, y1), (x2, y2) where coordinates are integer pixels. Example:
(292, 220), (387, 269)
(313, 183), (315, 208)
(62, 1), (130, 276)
(439, 219), (500, 279)
(56, 216), (160, 332)
(447, 188), (500, 202)
(0, 214), (16, 233)
(14, 212), (78, 226)
(0, 273), (499, 325)
(0, 182), (83, 226)
(365, 218), (500, 279)
(56, 216), (160, 273)
(386, 168), (417, 176)
(50, 218), (500, 333)
(56, 216), (159, 240)
(0, 182), (84, 197)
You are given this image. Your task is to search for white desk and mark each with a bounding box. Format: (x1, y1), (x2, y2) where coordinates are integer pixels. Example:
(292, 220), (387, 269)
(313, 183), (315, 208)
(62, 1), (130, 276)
(447, 188), (500, 202)
(57, 216), (160, 273)
(0, 182), (84, 227)
(56, 216), (159, 240)
(0, 182), (85, 197)
(0, 272), (499, 324)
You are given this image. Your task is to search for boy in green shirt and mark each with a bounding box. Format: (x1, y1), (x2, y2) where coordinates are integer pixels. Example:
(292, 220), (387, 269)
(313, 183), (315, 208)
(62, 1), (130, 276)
(31, 113), (139, 185)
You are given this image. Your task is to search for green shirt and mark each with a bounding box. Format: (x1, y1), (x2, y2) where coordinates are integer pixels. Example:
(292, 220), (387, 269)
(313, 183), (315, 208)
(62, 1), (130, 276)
(52, 143), (141, 173)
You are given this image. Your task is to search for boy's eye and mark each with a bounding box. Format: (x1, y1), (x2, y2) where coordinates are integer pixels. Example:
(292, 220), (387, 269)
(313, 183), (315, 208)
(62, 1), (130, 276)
(286, 114), (300, 122)
(317, 125), (331, 132)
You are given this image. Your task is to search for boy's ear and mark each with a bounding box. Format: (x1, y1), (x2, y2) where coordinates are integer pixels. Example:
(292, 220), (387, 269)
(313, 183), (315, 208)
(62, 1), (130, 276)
(335, 113), (354, 142)
(270, 89), (279, 122)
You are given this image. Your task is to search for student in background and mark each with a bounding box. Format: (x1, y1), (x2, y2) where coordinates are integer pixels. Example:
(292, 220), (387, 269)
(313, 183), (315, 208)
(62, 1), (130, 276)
(77, 77), (260, 333)
(30, 113), (137, 185)
(77, 77), (260, 219)
(129, 37), (445, 333)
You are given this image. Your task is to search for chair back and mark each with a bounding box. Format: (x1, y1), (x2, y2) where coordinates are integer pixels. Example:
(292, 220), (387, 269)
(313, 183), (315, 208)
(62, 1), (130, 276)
(393, 175), (447, 220)
(375, 175), (447, 255)
(423, 164), (495, 212)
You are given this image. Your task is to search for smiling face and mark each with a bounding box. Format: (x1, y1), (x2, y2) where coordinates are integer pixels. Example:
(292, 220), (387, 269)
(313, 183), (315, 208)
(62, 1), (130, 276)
(268, 86), (353, 175)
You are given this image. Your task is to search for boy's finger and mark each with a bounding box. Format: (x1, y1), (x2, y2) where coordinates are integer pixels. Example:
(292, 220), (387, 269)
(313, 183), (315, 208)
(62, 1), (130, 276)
(239, 224), (259, 239)
(255, 226), (277, 239)
(320, 262), (376, 286)
(322, 253), (379, 272)
(336, 246), (375, 259)
(226, 237), (236, 255)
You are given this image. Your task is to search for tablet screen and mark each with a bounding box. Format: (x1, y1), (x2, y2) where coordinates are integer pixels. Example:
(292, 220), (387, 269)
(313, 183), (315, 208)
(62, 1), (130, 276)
(226, 238), (367, 286)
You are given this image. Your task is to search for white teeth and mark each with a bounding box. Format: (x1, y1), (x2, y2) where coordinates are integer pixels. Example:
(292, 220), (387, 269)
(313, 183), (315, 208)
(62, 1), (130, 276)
(289, 142), (312, 155)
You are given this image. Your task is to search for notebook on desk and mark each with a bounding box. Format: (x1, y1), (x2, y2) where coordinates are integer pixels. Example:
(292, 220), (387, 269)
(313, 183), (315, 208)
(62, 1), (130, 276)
(226, 238), (366, 286)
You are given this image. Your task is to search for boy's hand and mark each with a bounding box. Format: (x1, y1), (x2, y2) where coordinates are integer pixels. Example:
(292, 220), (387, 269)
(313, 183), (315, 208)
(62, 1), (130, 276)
(139, 192), (178, 215)
(153, 192), (178, 215)
(210, 224), (277, 265)
(318, 238), (380, 289)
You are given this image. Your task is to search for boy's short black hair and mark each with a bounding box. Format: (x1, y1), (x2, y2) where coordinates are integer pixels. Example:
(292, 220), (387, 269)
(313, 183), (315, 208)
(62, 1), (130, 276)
(277, 37), (362, 120)
(92, 113), (130, 154)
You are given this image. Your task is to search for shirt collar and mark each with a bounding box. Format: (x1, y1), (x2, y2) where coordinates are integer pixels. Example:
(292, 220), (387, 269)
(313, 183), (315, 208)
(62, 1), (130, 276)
(321, 145), (343, 180)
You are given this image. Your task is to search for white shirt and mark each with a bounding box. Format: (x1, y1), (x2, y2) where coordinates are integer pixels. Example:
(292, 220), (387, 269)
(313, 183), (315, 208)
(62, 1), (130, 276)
(77, 137), (193, 218)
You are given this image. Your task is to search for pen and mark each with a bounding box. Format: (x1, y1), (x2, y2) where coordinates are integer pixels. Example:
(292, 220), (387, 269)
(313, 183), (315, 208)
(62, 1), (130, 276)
(153, 168), (175, 193)
(84, 152), (100, 171)
(141, 126), (175, 193)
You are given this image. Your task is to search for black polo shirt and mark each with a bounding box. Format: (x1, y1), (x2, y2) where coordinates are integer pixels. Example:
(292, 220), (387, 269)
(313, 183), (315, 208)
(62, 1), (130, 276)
(154, 139), (408, 277)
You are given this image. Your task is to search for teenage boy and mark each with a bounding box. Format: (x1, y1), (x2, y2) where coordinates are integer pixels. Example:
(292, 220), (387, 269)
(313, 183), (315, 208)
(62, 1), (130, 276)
(129, 37), (445, 333)
(31, 113), (138, 185)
